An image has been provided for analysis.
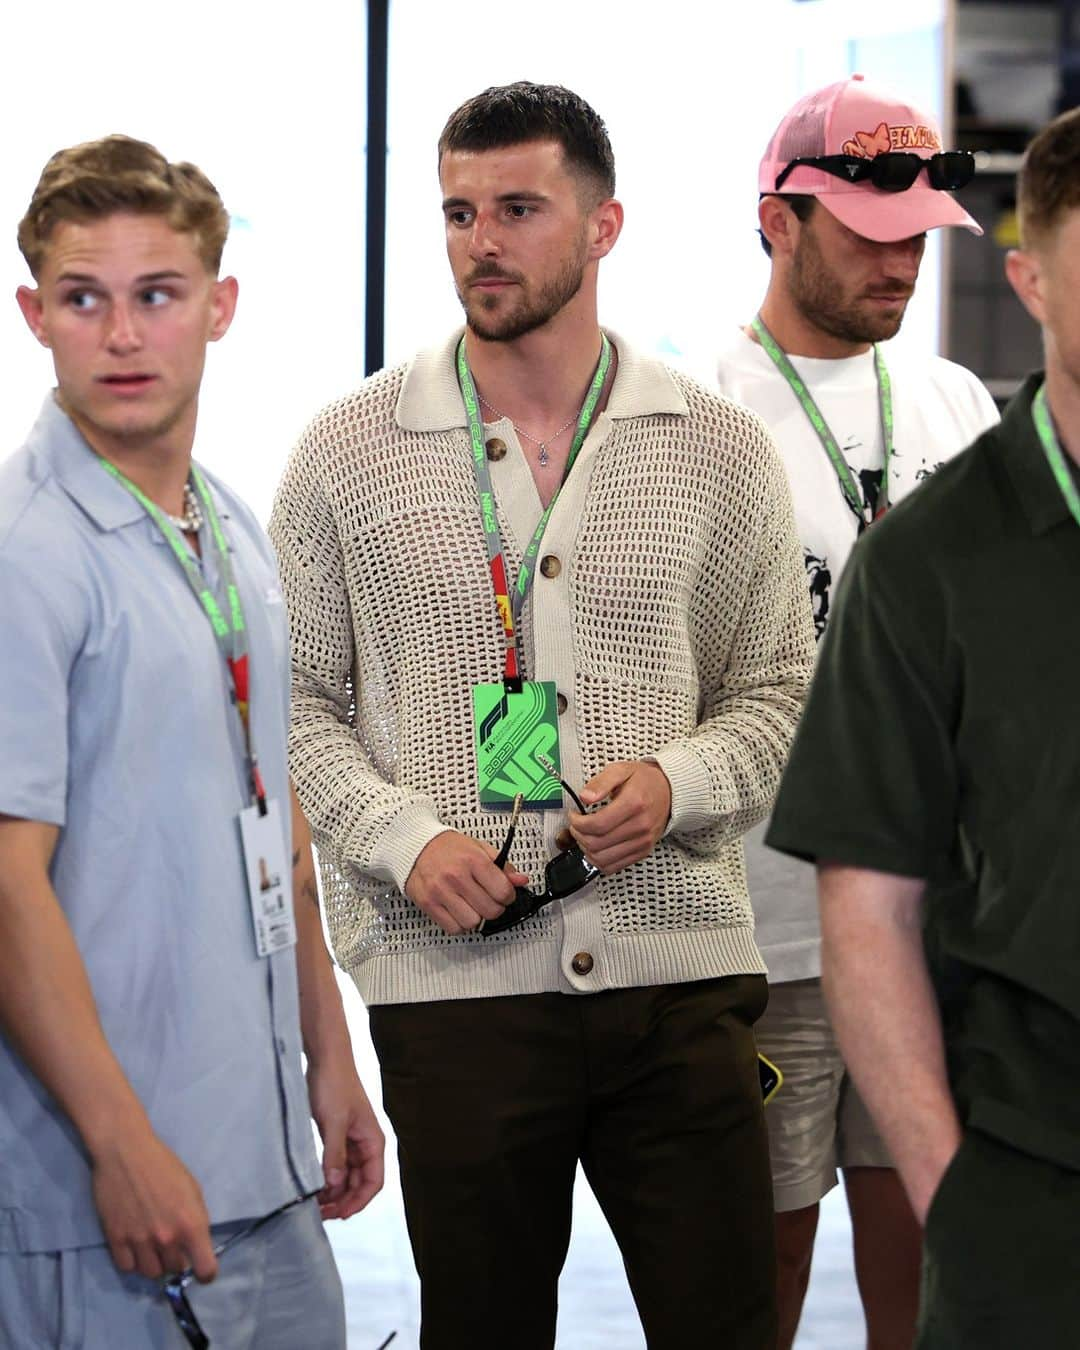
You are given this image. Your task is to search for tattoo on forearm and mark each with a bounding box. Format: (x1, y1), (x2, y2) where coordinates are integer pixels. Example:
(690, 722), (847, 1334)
(302, 877), (320, 910)
(292, 848), (301, 867)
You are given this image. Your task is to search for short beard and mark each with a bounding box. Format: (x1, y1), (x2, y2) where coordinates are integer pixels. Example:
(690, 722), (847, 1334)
(58, 387), (191, 452)
(462, 250), (588, 344)
(790, 229), (910, 345)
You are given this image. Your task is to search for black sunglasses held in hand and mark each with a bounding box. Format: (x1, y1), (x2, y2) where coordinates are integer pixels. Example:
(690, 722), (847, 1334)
(162, 1190), (320, 1347)
(479, 761), (600, 937)
(774, 149), (975, 194)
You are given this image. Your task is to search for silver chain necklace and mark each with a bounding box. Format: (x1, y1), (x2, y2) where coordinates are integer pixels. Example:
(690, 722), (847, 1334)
(479, 395), (578, 468)
(164, 481), (204, 535)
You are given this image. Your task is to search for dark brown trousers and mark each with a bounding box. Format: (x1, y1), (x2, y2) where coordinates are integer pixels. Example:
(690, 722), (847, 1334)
(369, 974), (777, 1350)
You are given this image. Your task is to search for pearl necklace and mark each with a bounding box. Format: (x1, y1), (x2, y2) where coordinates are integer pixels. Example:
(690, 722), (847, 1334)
(479, 395), (578, 468)
(165, 482), (203, 535)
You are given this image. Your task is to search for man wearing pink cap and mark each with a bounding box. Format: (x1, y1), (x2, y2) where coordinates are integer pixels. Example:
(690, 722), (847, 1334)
(767, 106), (1080, 1349)
(714, 74), (999, 1349)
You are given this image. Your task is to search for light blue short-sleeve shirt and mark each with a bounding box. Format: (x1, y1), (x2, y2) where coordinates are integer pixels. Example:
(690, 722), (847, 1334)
(0, 397), (321, 1253)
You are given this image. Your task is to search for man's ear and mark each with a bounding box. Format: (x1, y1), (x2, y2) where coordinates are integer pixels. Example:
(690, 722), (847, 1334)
(16, 286), (50, 347)
(588, 198), (624, 261)
(208, 275), (239, 342)
(758, 196), (806, 260)
(1004, 248), (1046, 327)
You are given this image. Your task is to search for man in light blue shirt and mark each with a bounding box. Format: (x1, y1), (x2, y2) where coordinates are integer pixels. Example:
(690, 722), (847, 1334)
(0, 135), (383, 1348)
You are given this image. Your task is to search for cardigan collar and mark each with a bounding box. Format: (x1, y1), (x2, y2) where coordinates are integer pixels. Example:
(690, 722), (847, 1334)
(395, 328), (689, 433)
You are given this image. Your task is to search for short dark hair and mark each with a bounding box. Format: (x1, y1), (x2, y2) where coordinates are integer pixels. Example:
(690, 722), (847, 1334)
(1017, 106), (1080, 251)
(438, 82), (615, 204)
(18, 134), (229, 279)
(758, 194), (816, 258)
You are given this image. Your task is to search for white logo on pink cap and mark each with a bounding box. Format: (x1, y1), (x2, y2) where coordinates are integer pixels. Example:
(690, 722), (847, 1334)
(842, 122), (943, 159)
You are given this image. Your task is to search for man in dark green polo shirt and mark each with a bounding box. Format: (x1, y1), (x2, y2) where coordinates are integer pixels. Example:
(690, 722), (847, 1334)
(766, 106), (1080, 1349)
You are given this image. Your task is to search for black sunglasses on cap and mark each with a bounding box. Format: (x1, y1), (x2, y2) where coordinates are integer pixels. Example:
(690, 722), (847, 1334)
(478, 759), (600, 937)
(774, 150), (975, 194)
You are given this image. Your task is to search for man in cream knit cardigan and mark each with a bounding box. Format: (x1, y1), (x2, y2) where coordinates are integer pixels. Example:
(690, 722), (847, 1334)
(271, 83), (815, 1350)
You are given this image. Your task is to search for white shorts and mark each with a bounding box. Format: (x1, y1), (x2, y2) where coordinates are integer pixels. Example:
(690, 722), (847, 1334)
(757, 977), (894, 1212)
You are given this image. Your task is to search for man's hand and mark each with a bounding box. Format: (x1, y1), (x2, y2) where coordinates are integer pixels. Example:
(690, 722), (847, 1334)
(90, 1128), (217, 1282)
(819, 863), (963, 1229)
(307, 1054), (385, 1220)
(0, 819), (215, 1283)
(908, 1132), (964, 1226)
(567, 761), (672, 874)
(290, 782), (385, 1218)
(406, 832), (529, 935)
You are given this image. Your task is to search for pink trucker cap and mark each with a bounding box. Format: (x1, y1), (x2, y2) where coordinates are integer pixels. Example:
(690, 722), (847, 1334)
(758, 74), (981, 242)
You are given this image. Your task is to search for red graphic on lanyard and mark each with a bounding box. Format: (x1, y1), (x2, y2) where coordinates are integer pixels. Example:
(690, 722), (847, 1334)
(489, 554), (521, 684)
(228, 654), (251, 727)
(228, 653), (267, 808)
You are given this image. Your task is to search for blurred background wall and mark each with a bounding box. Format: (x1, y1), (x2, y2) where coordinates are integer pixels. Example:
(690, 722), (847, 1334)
(1, 0), (952, 510)
(948, 0), (1079, 400)
(3, 2), (1077, 496)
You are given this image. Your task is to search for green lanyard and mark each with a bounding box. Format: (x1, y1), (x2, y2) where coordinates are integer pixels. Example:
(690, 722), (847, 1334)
(98, 458), (267, 812)
(457, 334), (612, 690)
(751, 315), (894, 530)
(1032, 383), (1080, 530)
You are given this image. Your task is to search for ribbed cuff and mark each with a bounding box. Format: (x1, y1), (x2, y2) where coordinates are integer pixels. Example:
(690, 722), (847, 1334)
(368, 803), (452, 894)
(651, 741), (720, 833)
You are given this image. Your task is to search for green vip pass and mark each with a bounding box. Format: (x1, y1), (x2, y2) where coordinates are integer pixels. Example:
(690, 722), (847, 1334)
(472, 680), (563, 808)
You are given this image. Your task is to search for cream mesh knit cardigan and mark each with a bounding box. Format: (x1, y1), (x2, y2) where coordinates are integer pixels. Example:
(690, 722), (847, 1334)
(269, 332), (815, 1005)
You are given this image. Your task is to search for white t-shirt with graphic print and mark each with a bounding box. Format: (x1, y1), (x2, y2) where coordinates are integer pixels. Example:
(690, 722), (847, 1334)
(714, 325), (1000, 982)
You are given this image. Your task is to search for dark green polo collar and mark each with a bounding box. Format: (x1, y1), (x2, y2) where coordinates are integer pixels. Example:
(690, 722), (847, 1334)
(996, 372), (1079, 537)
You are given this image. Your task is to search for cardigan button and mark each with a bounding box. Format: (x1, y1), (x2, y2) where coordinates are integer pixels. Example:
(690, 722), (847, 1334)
(571, 951), (594, 976)
(556, 692), (568, 715)
(486, 437), (507, 461)
(540, 554), (561, 579)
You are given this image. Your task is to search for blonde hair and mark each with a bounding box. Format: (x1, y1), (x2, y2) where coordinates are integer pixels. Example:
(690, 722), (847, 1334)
(18, 134), (229, 278)
(1017, 107), (1080, 251)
